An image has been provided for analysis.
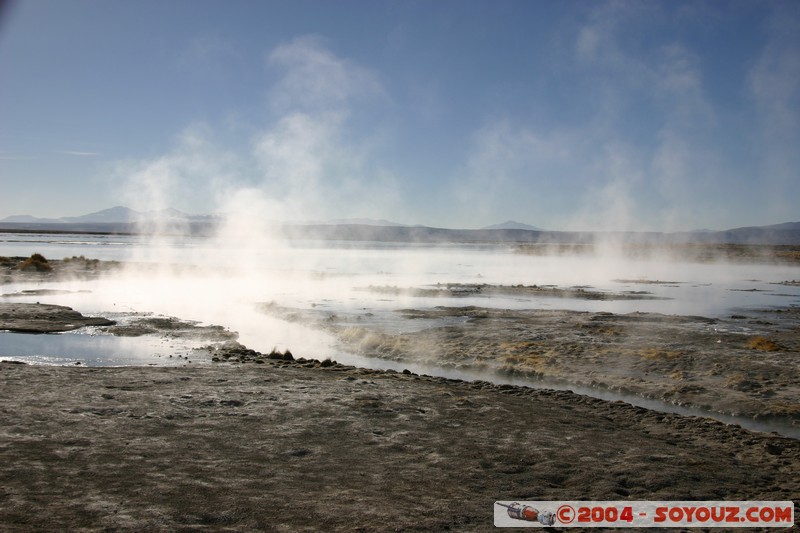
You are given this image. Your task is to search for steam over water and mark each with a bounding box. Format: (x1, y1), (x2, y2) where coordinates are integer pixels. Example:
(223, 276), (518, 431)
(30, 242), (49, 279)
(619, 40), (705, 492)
(3, 232), (800, 354)
(2, 232), (800, 438)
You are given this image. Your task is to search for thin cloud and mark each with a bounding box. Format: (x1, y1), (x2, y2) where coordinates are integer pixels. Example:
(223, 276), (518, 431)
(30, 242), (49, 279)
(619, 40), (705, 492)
(252, 36), (398, 221)
(115, 123), (236, 216)
(267, 35), (386, 113)
(457, 119), (578, 226)
(59, 150), (100, 157)
(456, 0), (731, 232)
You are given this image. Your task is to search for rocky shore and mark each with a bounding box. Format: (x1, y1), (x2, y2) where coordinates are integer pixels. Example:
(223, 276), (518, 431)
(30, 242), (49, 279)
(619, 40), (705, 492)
(262, 298), (800, 426)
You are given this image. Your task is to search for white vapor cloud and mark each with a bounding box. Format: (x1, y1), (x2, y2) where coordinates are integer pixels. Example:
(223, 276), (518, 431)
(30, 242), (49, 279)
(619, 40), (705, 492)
(459, 0), (742, 232)
(116, 123), (237, 216)
(117, 36), (400, 230)
(457, 119), (577, 226)
(253, 35), (399, 222)
(268, 35), (386, 113)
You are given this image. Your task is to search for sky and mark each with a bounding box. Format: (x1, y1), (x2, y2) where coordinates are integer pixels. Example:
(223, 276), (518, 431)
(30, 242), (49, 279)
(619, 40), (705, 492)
(0, 0), (798, 231)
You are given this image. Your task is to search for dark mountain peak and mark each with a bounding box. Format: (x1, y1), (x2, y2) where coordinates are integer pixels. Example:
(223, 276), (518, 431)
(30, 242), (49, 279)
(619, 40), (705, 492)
(482, 220), (543, 231)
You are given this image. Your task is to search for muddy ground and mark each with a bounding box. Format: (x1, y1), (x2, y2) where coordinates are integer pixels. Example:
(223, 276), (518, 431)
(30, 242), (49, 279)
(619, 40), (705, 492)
(1, 361), (799, 532)
(0, 304), (798, 531)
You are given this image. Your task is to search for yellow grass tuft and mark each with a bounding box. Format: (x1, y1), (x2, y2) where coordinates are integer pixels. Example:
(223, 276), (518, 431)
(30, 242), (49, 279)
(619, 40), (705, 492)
(17, 253), (52, 272)
(746, 336), (781, 352)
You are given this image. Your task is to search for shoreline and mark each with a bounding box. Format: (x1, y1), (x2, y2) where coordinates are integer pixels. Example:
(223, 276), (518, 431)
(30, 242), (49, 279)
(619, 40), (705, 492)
(262, 300), (800, 427)
(3, 297), (800, 439)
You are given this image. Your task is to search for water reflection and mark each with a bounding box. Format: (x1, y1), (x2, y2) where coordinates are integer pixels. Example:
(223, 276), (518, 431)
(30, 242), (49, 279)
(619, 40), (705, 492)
(0, 330), (207, 366)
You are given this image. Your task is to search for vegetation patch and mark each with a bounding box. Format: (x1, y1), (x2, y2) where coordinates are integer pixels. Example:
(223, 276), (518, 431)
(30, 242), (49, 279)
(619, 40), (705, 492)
(499, 340), (542, 353)
(17, 253), (52, 272)
(746, 336), (781, 352)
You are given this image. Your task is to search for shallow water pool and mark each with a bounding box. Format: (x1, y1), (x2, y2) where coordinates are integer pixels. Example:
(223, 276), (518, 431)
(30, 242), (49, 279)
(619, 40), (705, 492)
(0, 330), (208, 366)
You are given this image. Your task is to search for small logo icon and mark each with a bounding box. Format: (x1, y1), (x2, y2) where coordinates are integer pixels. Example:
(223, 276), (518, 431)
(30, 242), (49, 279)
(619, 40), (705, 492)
(496, 502), (556, 526)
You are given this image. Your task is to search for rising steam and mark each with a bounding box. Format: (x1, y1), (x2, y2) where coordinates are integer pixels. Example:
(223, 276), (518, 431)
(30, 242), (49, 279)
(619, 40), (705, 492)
(99, 28), (800, 362)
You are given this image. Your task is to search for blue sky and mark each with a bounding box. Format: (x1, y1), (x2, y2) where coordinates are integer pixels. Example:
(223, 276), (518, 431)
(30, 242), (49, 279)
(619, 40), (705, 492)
(1, 0), (798, 230)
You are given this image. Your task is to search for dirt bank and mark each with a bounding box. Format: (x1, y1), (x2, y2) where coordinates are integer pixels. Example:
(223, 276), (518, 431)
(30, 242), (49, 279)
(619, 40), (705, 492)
(1, 361), (798, 532)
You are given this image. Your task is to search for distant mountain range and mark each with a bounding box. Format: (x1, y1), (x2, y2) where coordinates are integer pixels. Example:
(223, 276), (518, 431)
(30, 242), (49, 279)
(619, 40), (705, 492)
(0, 206), (215, 225)
(1, 208), (540, 230)
(1, 206), (799, 245)
(306, 218), (407, 227)
(0, 207), (403, 227)
(481, 220), (544, 231)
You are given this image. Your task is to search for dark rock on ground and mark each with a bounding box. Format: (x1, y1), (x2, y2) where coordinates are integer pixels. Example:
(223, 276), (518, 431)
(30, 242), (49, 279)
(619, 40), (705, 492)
(0, 302), (114, 332)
